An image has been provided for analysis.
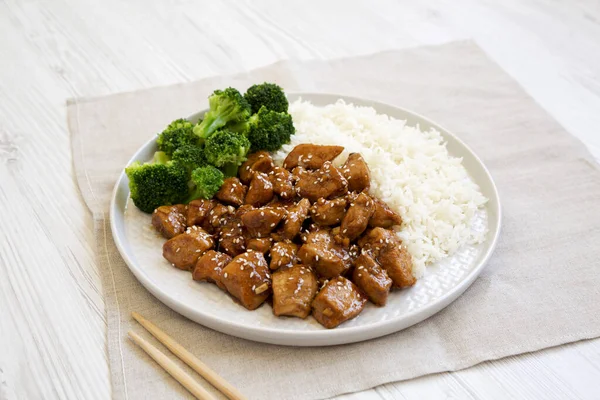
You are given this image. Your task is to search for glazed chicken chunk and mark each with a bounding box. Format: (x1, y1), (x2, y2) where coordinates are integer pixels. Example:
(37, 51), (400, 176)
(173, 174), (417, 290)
(341, 153), (370, 192)
(369, 197), (403, 228)
(280, 198), (310, 240)
(270, 242), (298, 270)
(339, 192), (375, 242)
(192, 250), (232, 290)
(186, 199), (216, 227)
(241, 207), (286, 238)
(310, 197), (347, 226)
(239, 151), (274, 184)
(311, 277), (367, 328)
(162, 226), (215, 270)
(269, 167), (295, 200)
(283, 144), (344, 170)
(203, 203), (234, 234)
(298, 229), (351, 278)
(376, 245), (416, 288)
(221, 251), (272, 310)
(272, 265), (318, 318)
(295, 161), (348, 202)
(215, 177), (247, 207)
(246, 237), (273, 254)
(152, 205), (187, 239)
(218, 215), (246, 257)
(245, 172), (274, 207)
(352, 253), (392, 306)
(358, 228), (416, 288)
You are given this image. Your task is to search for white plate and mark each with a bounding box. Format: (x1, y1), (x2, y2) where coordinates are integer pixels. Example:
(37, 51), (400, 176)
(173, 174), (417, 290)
(110, 93), (501, 346)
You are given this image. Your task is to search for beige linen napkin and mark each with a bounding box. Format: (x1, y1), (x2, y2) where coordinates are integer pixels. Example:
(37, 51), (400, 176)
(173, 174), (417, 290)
(69, 41), (600, 400)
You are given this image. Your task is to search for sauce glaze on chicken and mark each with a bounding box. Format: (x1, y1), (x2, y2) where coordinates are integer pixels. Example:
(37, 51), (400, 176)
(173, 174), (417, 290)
(152, 144), (416, 328)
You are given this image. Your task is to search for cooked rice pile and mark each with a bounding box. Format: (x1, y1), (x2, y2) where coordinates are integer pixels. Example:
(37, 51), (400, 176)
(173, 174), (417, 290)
(272, 99), (488, 277)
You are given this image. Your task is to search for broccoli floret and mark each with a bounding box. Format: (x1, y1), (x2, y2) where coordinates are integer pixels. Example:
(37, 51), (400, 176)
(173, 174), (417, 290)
(247, 106), (295, 152)
(172, 144), (207, 173)
(204, 130), (251, 177)
(193, 88), (251, 140)
(187, 165), (224, 201)
(152, 151), (171, 164)
(125, 157), (188, 213)
(223, 119), (249, 135)
(244, 82), (288, 114)
(156, 119), (198, 156)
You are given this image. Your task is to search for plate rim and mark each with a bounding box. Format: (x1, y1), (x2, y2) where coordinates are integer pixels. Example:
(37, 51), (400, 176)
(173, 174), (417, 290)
(110, 92), (502, 346)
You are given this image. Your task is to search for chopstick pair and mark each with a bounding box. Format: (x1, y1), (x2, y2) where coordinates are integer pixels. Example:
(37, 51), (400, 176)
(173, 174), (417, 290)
(129, 312), (247, 400)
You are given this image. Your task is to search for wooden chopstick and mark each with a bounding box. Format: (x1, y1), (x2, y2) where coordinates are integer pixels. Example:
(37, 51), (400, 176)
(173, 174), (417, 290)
(131, 312), (248, 400)
(128, 331), (217, 400)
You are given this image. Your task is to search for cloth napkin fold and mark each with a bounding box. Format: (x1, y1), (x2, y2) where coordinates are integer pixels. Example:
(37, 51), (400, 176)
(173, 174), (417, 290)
(68, 41), (600, 400)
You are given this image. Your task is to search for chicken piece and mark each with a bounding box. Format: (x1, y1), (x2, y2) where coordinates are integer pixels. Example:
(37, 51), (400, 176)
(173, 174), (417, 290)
(162, 226), (215, 270)
(291, 166), (308, 182)
(341, 153), (370, 192)
(218, 216), (246, 257)
(339, 192), (375, 241)
(202, 203), (234, 234)
(192, 250), (232, 290)
(369, 197), (403, 228)
(270, 242), (298, 270)
(357, 227), (398, 256)
(186, 199), (216, 227)
(245, 172), (274, 207)
(152, 205), (187, 239)
(311, 277), (366, 328)
(310, 197), (347, 226)
(246, 237), (272, 254)
(221, 251), (271, 310)
(280, 198), (310, 240)
(301, 226), (333, 244)
(215, 177), (247, 207)
(269, 167), (295, 200)
(272, 265), (318, 318)
(298, 243), (350, 279)
(295, 162), (348, 202)
(297, 228), (351, 278)
(239, 151), (274, 184)
(376, 245), (416, 288)
(352, 254), (392, 306)
(283, 144), (344, 170)
(241, 207), (286, 238)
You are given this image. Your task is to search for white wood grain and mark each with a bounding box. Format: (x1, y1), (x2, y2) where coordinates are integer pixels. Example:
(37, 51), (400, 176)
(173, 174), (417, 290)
(1, 0), (599, 399)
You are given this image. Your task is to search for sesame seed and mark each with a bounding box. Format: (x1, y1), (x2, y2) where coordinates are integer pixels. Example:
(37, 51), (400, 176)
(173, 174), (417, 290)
(223, 273), (228, 278)
(175, 248), (180, 253)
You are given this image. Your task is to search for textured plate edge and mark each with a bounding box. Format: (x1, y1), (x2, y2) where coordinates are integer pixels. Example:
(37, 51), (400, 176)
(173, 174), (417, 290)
(109, 92), (502, 346)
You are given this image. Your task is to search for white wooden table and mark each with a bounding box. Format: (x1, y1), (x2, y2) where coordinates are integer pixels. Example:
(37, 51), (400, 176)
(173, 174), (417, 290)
(1, 1), (600, 399)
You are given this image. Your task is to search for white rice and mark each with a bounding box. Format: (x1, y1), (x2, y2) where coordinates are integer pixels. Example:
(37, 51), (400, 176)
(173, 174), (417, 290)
(273, 99), (488, 277)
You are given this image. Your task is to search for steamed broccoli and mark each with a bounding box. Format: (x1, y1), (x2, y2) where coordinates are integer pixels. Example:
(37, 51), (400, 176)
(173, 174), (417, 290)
(125, 155), (188, 213)
(244, 82), (288, 114)
(187, 165), (224, 201)
(172, 144), (207, 173)
(247, 106), (295, 152)
(193, 88), (251, 140)
(156, 119), (198, 156)
(204, 130), (251, 177)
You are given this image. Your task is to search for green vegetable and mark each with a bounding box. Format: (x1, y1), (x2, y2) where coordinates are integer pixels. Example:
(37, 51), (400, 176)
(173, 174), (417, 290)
(193, 88), (251, 141)
(244, 82), (288, 114)
(156, 119), (198, 156)
(247, 106), (295, 152)
(172, 144), (208, 173)
(125, 154), (188, 213)
(204, 130), (251, 177)
(187, 165), (224, 201)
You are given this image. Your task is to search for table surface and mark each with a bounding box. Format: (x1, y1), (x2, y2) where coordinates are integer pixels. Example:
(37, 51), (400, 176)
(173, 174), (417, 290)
(2, 0), (600, 399)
